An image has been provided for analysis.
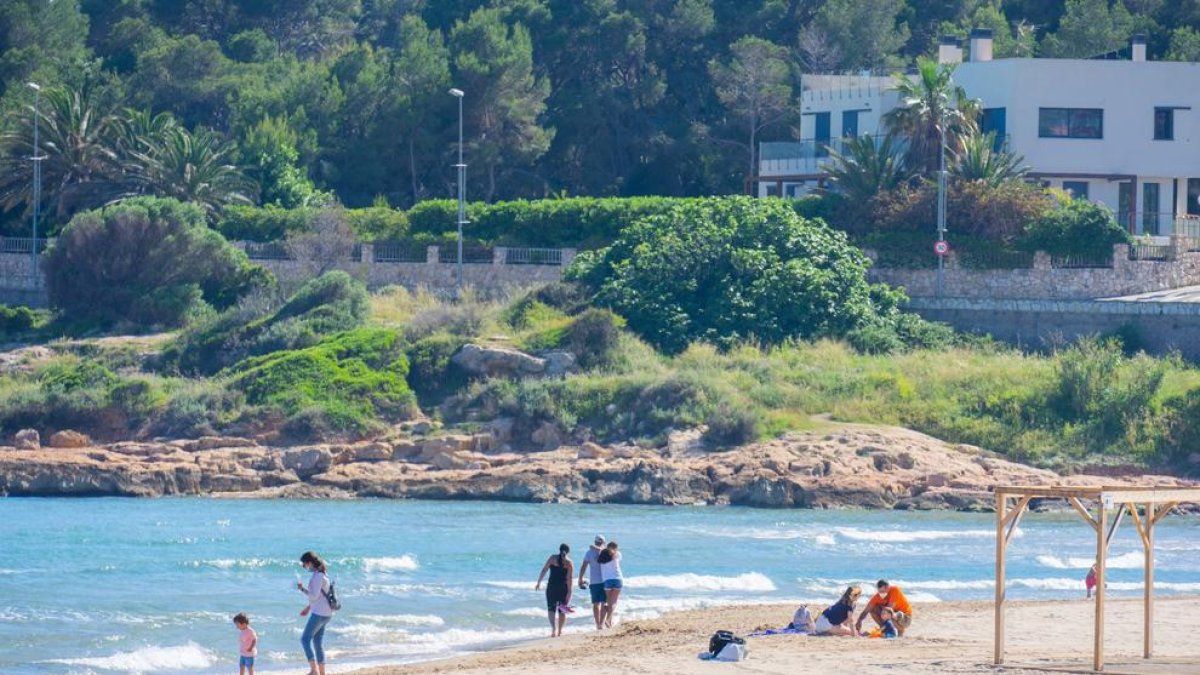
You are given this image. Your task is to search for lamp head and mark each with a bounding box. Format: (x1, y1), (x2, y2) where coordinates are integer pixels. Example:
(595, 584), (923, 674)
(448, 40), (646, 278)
(27, 82), (40, 92)
(448, 88), (464, 98)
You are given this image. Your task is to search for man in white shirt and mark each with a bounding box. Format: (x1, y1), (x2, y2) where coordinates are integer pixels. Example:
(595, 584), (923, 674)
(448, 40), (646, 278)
(577, 535), (607, 630)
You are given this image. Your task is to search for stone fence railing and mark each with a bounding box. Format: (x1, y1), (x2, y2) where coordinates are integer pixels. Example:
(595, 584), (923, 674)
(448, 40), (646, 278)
(867, 237), (1200, 300)
(0, 239), (577, 302)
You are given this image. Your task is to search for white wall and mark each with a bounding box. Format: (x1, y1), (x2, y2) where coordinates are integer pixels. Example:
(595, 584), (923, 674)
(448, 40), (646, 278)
(956, 59), (1200, 177)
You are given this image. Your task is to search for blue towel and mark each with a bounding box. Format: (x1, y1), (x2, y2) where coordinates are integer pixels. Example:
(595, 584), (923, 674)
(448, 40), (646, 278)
(747, 627), (808, 637)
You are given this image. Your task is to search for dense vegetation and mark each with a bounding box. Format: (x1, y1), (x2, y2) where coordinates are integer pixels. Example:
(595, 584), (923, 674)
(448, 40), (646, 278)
(2, 0), (1199, 236)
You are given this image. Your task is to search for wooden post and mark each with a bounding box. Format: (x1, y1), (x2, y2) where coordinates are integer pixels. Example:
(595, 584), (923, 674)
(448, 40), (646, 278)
(994, 492), (1008, 665)
(1145, 502), (1155, 659)
(1095, 498), (1108, 672)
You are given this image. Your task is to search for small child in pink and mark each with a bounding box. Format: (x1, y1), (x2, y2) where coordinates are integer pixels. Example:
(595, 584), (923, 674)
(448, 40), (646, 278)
(233, 613), (257, 675)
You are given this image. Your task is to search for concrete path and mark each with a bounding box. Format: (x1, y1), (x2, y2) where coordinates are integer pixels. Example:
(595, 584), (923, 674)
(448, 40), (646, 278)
(1099, 284), (1200, 303)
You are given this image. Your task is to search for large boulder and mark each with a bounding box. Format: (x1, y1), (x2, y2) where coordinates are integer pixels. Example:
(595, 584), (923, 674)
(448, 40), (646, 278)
(530, 422), (563, 450)
(282, 447), (333, 478)
(451, 344), (546, 377)
(13, 429), (39, 450)
(541, 351), (577, 376)
(48, 430), (90, 449)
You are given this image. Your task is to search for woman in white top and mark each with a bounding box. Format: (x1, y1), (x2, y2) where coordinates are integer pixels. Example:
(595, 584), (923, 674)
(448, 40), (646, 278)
(296, 551), (334, 675)
(597, 541), (623, 628)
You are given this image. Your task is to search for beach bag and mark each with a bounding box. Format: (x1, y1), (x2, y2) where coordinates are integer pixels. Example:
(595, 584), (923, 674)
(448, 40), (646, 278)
(708, 630), (745, 657)
(715, 642), (748, 662)
(322, 579), (342, 612)
(789, 605), (815, 632)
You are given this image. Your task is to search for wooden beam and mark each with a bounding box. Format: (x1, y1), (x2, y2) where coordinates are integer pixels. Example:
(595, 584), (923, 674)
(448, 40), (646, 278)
(1004, 495), (1032, 546)
(1145, 503), (1155, 659)
(1100, 488), (1200, 504)
(1104, 503), (1127, 550)
(1127, 503), (1150, 549)
(1069, 496), (1099, 532)
(1095, 499), (1107, 672)
(1151, 502), (1178, 527)
(994, 492), (1008, 665)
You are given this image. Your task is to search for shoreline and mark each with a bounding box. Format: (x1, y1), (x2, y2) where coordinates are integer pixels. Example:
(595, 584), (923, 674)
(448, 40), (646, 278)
(347, 597), (1200, 675)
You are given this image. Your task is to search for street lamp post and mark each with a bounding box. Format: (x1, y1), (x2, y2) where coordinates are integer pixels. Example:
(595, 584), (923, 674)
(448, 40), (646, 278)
(936, 109), (947, 299)
(449, 88), (466, 298)
(28, 82), (43, 278)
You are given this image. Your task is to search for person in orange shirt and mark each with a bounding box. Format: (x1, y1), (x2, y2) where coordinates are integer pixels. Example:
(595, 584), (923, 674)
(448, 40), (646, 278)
(855, 579), (913, 636)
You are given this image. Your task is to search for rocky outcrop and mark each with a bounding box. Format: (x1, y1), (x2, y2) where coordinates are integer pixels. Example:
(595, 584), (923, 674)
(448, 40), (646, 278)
(0, 425), (1194, 509)
(13, 429), (39, 450)
(451, 344), (547, 377)
(48, 430), (90, 449)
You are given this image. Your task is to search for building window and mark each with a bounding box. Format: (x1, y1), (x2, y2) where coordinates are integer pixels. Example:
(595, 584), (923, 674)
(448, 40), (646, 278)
(981, 108), (1006, 150)
(1154, 108), (1174, 140)
(1062, 181), (1089, 199)
(841, 110), (859, 138)
(1038, 108), (1103, 138)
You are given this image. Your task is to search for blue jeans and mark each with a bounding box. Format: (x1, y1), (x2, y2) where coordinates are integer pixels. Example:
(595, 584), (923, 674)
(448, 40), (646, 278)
(301, 612), (332, 663)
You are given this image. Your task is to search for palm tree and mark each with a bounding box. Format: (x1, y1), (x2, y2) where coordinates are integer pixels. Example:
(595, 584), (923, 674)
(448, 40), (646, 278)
(951, 130), (1029, 186)
(128, 125), (256, 214)
(0, 86), (125, 220)
(882, 57), (980, 177)
(823, 134), (911, 203)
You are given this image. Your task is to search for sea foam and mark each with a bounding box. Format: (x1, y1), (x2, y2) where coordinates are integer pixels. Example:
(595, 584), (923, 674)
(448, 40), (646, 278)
(362, 555), (420, 572)
(834, 526), (1007, 542)
(1036, 551), (1142, 570)
(50, 643), (216, 672)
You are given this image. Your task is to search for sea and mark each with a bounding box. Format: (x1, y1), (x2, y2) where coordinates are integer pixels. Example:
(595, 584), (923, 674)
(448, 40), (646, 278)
(1, 498), (1198, 674)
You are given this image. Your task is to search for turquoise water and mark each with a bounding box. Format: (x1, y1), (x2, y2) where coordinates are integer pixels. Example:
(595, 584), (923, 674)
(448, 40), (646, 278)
(1, 498), (1198, 673)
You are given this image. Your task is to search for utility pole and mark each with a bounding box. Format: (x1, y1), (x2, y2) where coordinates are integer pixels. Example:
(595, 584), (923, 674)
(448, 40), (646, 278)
(449, 88), (466, 298)
(936, 108), (947, 298)
(28, 82), (43, 278)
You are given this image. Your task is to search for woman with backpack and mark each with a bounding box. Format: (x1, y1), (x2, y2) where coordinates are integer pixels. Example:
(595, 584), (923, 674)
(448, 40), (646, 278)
(296, 551), (336, 675)
(535, 543), (574, 637)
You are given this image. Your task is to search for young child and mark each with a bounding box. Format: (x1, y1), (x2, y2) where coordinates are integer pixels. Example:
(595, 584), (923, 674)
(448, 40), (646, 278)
(867, 607), (899, 639)
(233, 613), (257, 675)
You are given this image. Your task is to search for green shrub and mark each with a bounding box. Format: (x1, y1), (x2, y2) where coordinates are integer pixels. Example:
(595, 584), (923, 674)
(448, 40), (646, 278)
(171, 271), (369, 375)
(704, 401), (760, 448)
(1051, 337), (1167, 450)
(0, 356), (172, 439)
(1021, 198), (1131, 258)
(1158, 390), (1200, 474)
(225, 328), (415, 438)
(406, 331), (468, 402)
(145, 381), (245, 438)
(566, 308), (624, 369)
(0, 305), (41, 335)
(44, 197), (270, 327)
(530, 282), (589, 314)
(572, 197), (878, 353)
(216, 205), (409, 242)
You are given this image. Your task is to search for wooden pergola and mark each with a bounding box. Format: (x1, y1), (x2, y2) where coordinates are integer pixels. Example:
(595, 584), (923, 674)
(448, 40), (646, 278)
(994, 485), (1200, 672)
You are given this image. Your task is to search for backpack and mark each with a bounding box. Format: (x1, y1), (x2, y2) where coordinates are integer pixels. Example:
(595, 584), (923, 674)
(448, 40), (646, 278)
(708, 630), (745, 657)
(321, 578), (342, 612)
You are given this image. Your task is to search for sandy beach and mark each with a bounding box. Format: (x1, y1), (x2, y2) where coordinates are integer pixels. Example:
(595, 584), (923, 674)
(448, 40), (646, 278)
(352, 597), (1200, 675)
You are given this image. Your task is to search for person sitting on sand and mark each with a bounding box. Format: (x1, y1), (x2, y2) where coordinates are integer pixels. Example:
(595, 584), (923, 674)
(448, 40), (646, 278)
(866, 606), (899, 639)
(535, 543), (575, 637)
(598, 541), (623, 628)
(856, 579), (913, 636)
(813, 585), (861, 636)
(578, 535), (607, 630)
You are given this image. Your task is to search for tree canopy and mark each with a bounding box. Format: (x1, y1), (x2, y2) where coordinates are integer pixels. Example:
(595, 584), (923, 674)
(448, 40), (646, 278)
(0, 0), (1196, 234)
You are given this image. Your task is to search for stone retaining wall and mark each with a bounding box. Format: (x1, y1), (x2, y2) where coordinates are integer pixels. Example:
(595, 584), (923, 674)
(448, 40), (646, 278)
(867, 239), (1200, 300)
(906, 297), (1200, 360)
(0, 244), (574, 305)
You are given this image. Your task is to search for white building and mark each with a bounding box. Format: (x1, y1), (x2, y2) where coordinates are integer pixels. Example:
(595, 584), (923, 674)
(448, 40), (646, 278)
(755, 30), (1200, 236)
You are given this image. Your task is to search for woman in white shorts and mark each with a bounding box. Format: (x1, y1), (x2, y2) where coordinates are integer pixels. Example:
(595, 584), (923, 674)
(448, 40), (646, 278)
(813, 585), (861, 636)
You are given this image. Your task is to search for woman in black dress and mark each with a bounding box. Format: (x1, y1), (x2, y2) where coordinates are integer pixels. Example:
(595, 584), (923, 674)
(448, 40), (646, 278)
(535, 543), (574, 637)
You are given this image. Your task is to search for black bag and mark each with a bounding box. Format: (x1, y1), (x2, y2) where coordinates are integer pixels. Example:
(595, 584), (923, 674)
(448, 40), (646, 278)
(708, 630), (744, 656)
(322, 579), (342, 612)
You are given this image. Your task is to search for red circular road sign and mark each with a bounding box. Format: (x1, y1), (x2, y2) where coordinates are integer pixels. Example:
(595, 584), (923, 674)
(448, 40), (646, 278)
(934, 240), (949, 256)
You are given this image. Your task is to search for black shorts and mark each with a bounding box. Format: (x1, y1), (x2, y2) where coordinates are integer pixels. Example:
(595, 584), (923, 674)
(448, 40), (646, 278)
(546, 587), (568, 611)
